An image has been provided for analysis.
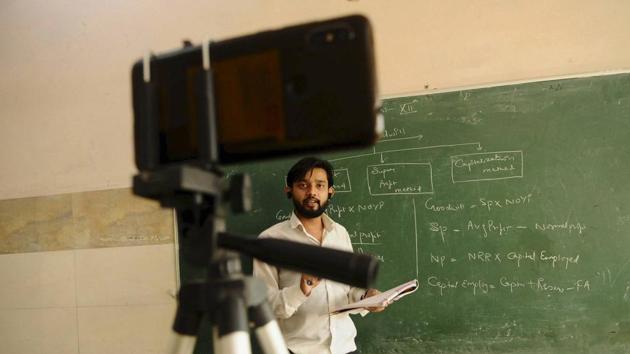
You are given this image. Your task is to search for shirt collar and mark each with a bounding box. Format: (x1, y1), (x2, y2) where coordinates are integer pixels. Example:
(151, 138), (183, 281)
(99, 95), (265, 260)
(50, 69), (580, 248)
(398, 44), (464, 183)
(289, 211), (335, 232)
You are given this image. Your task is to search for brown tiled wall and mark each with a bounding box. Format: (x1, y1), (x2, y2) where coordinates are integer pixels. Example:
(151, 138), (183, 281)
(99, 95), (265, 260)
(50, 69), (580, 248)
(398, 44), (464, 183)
(0, 188), (174, 254)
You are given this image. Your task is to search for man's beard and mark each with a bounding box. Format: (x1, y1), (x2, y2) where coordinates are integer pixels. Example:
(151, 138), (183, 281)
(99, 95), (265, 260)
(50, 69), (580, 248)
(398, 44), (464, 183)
(292, 197), (330, 219)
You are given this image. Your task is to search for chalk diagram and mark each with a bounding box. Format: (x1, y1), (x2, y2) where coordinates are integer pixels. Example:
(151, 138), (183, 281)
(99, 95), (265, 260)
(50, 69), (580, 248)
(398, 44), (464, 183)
(328, 99), (526, 278)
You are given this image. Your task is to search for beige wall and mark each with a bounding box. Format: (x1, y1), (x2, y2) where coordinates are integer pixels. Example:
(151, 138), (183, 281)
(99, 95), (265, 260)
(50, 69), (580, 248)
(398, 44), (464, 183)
(1, 0), (630, 200)
(0, 244), (178, 354)
(0, 188), (177, 354)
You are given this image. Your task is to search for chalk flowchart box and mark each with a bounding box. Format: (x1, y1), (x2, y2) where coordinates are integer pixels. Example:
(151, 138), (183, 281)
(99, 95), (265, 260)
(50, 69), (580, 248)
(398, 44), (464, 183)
(451, 151), (523, 183)
(366, 163), (434, 196)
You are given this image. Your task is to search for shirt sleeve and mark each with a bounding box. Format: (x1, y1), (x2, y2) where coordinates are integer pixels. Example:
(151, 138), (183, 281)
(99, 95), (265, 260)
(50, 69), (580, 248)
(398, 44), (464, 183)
(348, 286), (367, 303)
(252, 256), (308, 320)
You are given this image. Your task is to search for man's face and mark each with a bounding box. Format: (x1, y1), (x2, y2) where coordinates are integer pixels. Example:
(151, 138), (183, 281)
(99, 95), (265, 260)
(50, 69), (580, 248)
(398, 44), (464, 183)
(286, 167), (334, 219)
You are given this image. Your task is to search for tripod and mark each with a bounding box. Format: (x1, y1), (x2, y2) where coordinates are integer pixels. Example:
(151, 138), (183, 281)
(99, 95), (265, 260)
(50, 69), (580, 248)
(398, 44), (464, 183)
(134, 165), (379, 353)
(134, 41), (379, 353)
(134, 166), (286, 353)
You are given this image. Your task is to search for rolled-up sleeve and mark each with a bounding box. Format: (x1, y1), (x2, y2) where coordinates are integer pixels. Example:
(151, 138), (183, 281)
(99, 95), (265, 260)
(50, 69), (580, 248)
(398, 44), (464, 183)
(348, 286), (366, 303)
(253, 257), (308, 319)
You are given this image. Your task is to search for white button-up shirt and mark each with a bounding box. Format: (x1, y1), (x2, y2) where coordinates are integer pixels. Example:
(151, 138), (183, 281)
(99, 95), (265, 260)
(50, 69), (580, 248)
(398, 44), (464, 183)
(253, 212), (366, 354)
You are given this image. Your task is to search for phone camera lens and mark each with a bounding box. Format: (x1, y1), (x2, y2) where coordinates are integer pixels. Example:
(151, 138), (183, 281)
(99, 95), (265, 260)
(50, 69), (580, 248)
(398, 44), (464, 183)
(310, 27), (355, 46)
(325, 32), (335, 43)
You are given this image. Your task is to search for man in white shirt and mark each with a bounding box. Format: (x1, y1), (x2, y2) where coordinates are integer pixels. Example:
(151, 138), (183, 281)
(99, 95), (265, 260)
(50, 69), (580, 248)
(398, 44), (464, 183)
(253, 157), (385, 354)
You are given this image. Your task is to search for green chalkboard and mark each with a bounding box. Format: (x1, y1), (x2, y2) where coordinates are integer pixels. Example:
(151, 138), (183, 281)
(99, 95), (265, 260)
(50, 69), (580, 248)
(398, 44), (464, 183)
(225, 73), (630, 353)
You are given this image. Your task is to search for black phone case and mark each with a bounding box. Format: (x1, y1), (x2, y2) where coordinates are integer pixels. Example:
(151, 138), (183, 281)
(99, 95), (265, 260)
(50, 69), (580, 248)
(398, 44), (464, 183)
(132, 15), (377, 168)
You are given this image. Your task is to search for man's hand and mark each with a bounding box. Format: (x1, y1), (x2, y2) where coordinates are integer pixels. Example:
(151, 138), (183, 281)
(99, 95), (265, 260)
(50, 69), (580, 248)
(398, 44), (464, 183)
(364, 288), (387, 312)
(300, 274), (321, 296)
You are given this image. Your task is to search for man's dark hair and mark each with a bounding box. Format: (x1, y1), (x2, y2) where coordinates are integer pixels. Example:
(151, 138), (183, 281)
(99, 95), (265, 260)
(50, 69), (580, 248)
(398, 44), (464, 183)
(286, 157), (335, 188)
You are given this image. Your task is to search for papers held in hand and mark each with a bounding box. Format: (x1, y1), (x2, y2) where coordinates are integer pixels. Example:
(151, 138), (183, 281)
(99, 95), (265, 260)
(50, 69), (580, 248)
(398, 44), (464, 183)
(331, 279), (419, 315)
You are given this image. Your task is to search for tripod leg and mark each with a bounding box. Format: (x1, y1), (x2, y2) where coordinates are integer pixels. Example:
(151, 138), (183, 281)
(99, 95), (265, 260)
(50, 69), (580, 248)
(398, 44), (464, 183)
(216, 296), (252, 354)
(250, 302), (288, 354)
(169, 333), (196, 354)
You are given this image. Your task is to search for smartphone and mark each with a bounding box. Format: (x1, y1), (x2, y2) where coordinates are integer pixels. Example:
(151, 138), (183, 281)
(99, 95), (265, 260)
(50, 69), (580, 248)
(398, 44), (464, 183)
(132, 15), (379, 169)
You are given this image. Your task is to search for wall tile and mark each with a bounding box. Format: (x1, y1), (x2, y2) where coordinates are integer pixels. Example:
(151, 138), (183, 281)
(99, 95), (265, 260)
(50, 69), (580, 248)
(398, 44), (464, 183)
(75, 244), (177, 307)
(0, 194), (77, 253)
(0, 307), (78, 354)
(0, 188), (174, 254)
(78, 303), (177, 354)
(71, 188), (174, 248)
(0, 250), (75, 309)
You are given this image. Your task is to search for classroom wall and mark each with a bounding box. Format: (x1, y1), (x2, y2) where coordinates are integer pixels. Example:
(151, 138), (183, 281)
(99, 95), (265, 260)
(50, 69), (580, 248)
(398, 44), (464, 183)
(1, 1), (629, 353)
(0, 189), (178, 354)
